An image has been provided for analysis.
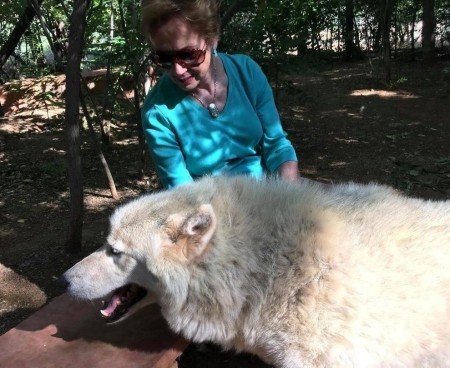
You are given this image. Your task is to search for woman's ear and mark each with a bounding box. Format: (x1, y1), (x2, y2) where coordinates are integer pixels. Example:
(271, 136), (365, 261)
(207, 37), (219, 50)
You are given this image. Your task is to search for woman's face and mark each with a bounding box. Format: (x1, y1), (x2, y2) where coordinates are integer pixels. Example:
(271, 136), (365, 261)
(150, 16), (213, 92)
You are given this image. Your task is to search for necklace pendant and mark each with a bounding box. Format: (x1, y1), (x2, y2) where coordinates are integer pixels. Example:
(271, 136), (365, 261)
(208, 103), (219, 118)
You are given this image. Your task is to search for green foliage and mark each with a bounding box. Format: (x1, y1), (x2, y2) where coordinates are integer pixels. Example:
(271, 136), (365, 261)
(0, 0), (27, 25)
(384, 75), (408, 90)
(82, 0), (146, 70)
(1, 0), (450, 85)
(220, 0), (350, 60)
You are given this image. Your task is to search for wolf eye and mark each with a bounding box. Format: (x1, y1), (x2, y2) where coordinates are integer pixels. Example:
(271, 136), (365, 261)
(110, 247), (122, 255)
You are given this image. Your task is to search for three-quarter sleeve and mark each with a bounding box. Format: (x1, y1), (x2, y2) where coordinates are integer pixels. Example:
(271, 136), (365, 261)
(249, 60), (298, 172)
(142, 106), (193, 188)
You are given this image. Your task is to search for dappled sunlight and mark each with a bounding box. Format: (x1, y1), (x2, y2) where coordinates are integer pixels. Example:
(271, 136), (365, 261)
(0, 263), (47, 312)
(334, 137), (360, 144)
(114, 137), (139, 146)
(84, 188), (121, 213)
(350, 89), (419, 99)
(326, 70), (368, 81)
(36, 197), (68, 210)
(287, 106), (308, 120)
(42, 147), (65, 155)
(302, 167), (318, 176)
(0, 76), (66, 120)
(318, 108), (366, 121)
(83, 176), (156, 214)
(329, 161), (349, 167)
(0, 115), (65, 135)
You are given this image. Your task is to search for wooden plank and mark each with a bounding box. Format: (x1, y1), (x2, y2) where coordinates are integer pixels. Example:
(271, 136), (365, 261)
(0, 293), (188, 368)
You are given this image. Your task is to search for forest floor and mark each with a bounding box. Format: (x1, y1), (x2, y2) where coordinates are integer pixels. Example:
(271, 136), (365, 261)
(1, 57), (450, 367)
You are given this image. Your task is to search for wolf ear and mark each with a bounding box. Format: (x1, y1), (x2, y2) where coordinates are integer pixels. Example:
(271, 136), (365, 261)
(181, 204), (217, 261)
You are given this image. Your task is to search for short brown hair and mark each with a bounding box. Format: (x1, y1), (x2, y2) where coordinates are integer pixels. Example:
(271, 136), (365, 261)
(141, 0), (221, 42)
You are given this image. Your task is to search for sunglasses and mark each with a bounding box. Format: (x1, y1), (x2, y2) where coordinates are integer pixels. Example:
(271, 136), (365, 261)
(150, 44), (207, 69)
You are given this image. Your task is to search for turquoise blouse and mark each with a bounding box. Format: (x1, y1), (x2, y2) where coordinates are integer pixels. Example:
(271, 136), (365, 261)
(141, 53), (298, 189)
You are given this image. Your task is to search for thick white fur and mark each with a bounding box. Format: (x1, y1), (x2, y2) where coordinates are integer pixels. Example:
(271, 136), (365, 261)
(63, 176), (450, 367)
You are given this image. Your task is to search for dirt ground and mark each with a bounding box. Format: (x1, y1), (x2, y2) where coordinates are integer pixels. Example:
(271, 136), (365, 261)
(1, 58), (450, 367)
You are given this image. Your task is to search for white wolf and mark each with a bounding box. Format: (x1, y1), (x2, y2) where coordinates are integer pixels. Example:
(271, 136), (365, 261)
(62, 176), (450, 368)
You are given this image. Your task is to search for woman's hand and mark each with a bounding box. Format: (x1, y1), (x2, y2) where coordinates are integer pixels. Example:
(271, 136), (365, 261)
(278, 161), (301, 182)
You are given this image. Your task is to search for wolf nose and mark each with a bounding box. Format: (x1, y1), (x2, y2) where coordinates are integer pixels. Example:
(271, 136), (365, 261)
(58, 275), (70, 291)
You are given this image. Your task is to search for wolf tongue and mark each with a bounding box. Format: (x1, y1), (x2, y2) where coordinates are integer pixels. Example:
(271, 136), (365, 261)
(99, 284), (147, 323)
(100, 285), (129, 317)
(101, 294), (122, 317)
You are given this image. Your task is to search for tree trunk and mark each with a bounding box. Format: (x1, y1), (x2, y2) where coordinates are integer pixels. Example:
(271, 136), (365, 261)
(99, 0), (116, 145)
(29, 0), (65, 71)
(410, 7), (417, 60)
(297, 21), (308, 55)
(133, 75), (148, 180)
(373, 21), (382, 52)
(64, 0), (91, 253)
(393, 5), (398, 58)
(80, 94), (120, 200)
(0, 0), (44, 70)
(363, 14), (374, 67)
(380, 0), (393, 84)
(344, 0), (356, 60)
(422, 0), (436, 63)
(337, 6), (342, 53)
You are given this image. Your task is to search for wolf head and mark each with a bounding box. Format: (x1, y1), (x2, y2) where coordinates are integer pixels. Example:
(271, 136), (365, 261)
(61, 185), (218, 323)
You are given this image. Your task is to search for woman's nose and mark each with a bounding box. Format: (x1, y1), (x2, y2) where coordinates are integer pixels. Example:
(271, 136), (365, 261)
(172, 61), (187, 76)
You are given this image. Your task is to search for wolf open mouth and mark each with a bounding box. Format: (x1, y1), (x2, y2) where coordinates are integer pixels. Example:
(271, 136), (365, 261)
(100, 283), (147, 323)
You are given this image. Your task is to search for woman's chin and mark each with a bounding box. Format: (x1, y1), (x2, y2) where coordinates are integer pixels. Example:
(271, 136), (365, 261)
(175, 75), (198, 90)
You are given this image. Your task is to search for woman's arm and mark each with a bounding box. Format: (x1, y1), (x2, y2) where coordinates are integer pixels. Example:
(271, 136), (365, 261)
(248, 58), (300, 178)
(142, 106), (193, 188)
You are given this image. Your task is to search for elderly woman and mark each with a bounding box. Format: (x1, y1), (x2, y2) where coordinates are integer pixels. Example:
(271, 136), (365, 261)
(141, 0), (300, 189)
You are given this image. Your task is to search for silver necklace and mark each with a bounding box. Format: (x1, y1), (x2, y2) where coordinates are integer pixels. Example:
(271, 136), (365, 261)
(191, 55), (219, 118)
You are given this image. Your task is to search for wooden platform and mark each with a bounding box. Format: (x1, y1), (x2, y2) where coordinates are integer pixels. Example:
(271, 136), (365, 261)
(0, 293), (188, 368)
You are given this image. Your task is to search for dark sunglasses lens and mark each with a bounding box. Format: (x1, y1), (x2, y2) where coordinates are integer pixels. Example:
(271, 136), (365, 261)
(182, 50), (206, 67)
(151, 48), (206, 69)
(150, 53), (171, 68)
(157, 53), (173, 63)
(178, 50), (199, 62)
